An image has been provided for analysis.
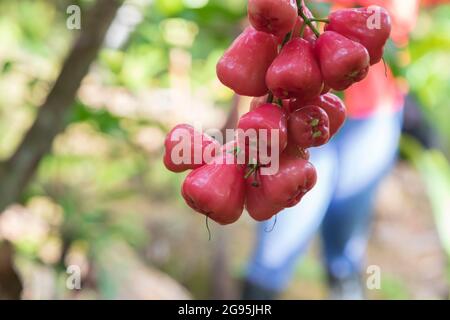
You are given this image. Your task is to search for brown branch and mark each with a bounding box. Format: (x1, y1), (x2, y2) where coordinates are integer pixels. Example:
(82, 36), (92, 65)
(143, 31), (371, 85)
(0, 0), (123, 213)
(0, 241), (22, 299)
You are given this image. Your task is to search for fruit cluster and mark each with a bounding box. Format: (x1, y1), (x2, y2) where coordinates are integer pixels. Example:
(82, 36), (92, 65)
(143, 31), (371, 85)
(164, 0), (391, 225)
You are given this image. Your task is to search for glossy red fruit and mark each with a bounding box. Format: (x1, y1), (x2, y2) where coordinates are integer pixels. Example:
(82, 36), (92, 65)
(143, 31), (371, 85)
(315, 31), (370, 91)
(325, 6), (392, 65)
(245, 171), (284, 222)
(248, 0), (298, 37)
(283, 139), (311, 160)
(181, 154), (246, 225)
(290, 93), (346, 137)
(266, 38), (323, 101)
(250, 95), (290, 114)
(311, 93), (346, 137)
(238, 103), (288, 163)
(164, 124), (219, 173)
(260, 153), (317, 208)
(289, 105), (330, 148)
(217, 27), (278, 97)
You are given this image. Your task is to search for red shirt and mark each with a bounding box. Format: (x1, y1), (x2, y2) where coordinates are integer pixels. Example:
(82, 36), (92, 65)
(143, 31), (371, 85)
(317, 0), (419, 118)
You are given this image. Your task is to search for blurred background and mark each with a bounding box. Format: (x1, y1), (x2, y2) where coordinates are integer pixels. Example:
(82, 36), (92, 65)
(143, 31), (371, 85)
(0, 0), (449, 299)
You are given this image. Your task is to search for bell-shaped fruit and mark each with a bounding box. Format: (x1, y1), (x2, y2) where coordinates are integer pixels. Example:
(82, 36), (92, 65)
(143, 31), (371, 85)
(315, 31), (370, 91)
(164, 124), (219, 173)
(245, 171), (284, 222)
(217, 27), (278, 97)
(289, 105), (330, 148)
(260, 153), (317, 208)
(312, 93), (346, 137)
(237, 103), (288, 164)
(248, 0), (298, 37)
(325, 6), (392, 65)
(181, 154), (246, 225)
(266, 38), (323, 100)
(290, 93), (347, 137)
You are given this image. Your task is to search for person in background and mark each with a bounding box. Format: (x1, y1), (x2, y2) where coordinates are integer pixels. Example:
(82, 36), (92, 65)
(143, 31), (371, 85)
(242, 0), (420, 300)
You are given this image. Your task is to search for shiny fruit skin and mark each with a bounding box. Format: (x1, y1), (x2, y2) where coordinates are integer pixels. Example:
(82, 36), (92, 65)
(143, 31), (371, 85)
(248, 0), (298, 37)
(325, 6), (392, 65)
(245, 171), (284, 221)
(181, 154), (246, 225)
(237, 103), (289, 163)
(250, 95), (290, 114)
(283, 139), (311, 160)
(310, 93), (346, 137)
(291, 93), (347, 137)
(217, 27), (278, 97)
(289, 105), (330, 148)
(164, 124), (219, 173)
(266, 38), (323, 101)
(260, 153), (317, 208)
(315, 31), (370, 91)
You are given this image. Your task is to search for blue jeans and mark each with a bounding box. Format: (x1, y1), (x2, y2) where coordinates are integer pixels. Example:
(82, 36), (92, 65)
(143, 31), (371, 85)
(246, 110), (403, 291)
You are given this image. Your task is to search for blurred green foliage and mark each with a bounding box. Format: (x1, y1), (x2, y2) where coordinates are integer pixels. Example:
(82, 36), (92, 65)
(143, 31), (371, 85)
(406, 5), (450, 153)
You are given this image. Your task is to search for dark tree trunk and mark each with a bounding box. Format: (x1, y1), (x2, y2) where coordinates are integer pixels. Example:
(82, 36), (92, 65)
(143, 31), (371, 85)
(0, 241), (22, 299)
(0, 0), (122, 213)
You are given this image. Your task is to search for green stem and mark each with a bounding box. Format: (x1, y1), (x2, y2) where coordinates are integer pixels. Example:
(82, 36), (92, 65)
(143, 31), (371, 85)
(267, 91), (274, 104)
(297, 0), (321, 38)
(299, 21), (307, 38)
(276, 98), (283, 107)
(310, 18), (330, 24)
(244, 164), (258, 179)
(281, 31), (293, 47)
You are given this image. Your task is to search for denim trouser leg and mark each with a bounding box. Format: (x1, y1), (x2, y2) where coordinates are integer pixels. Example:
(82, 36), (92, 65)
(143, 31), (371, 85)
(246, 144), (338, 291)
(320, 110), (403, 280)
(245, 111), (403, 292)
(320, 183), (379, 280)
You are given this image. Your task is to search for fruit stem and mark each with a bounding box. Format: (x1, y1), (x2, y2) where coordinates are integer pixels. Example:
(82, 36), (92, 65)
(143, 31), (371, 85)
(205, 215), (212, 241)
(265, 215), (278, 232)
(310, 18), (330, 24)
(297, 0), (321, 38)
(266, 28), (294, 104)
(245, 164), (258, 179)
(276, 98), (283, 108)
(281, 31), (293, 46)
(267, 91), (274, 103)
(232, 146), (241, 156)
(382, 57), (388, 78)
(299, 21), (307, 38)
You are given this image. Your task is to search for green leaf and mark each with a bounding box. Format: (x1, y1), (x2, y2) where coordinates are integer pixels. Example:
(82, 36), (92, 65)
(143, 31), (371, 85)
(1, 60), (13, 74)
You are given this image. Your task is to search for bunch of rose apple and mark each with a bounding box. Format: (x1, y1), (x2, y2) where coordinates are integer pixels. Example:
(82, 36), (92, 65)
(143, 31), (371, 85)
(163, 0), (391, 225)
